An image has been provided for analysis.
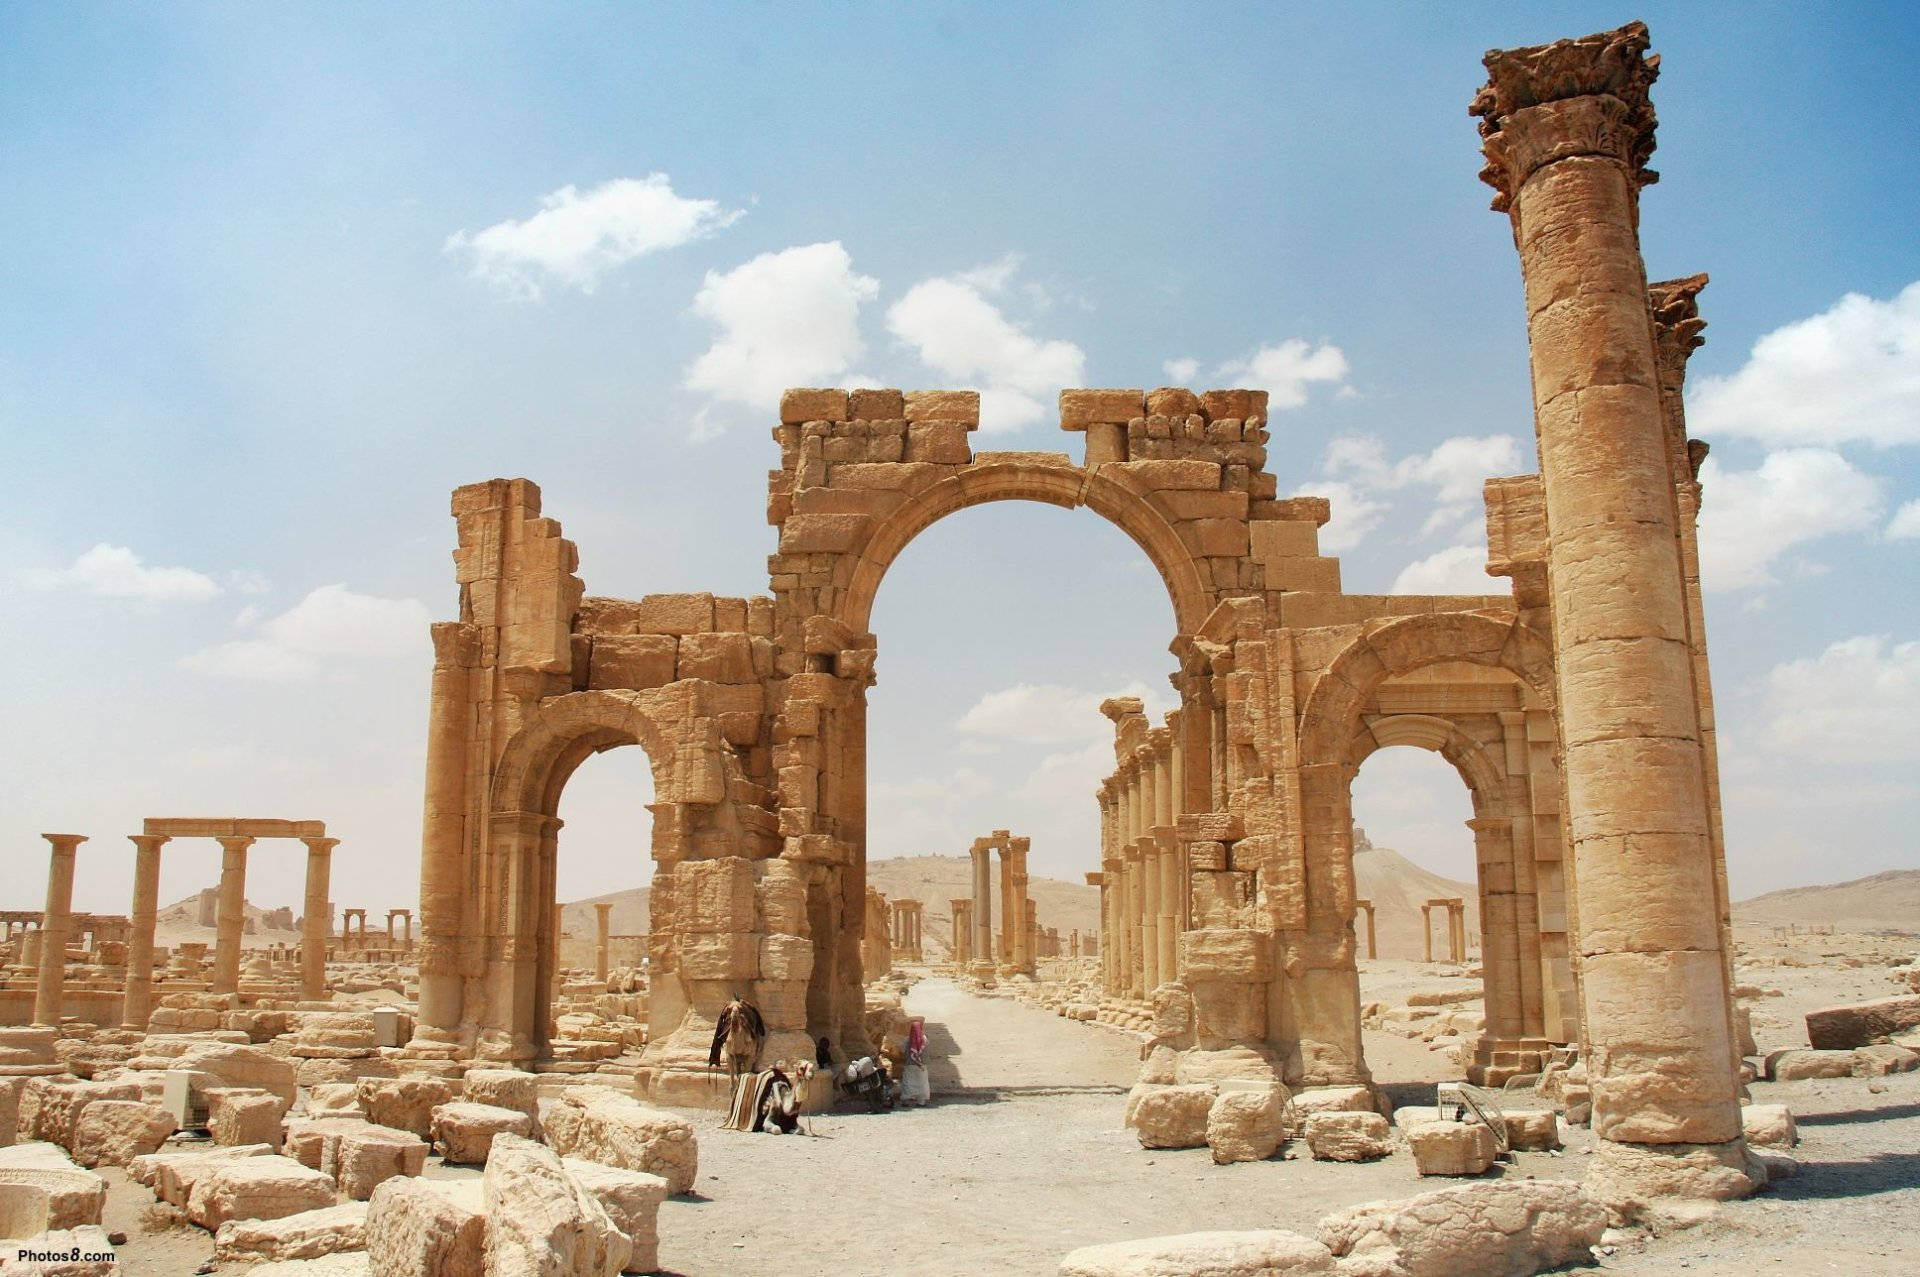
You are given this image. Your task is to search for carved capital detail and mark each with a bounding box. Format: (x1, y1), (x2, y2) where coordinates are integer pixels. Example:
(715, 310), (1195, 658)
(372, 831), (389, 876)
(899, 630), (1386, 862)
(1471, 21), (1660, 211)
(1649, 272), (1710, 378)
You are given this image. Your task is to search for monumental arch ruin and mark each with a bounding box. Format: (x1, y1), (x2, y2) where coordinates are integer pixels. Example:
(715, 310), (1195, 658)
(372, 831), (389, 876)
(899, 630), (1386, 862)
(409, 21), (1749, 1202)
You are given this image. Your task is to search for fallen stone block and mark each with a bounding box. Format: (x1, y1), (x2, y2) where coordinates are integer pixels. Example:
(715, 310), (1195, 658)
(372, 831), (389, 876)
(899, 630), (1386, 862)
(357, 1077), (458, 1139)
(1206, 1084), (1288, 1164)
(209, 1087), (289, 1148)
(329, 1124), (428, 1200)
(430, 1101), (533, 1166)
(1852, 1043), (1920, 1077)
(244, 1254), (372, 1276)
(365, 1176), (484, 1277)
(22, 1079), (141, 1149)
(0, 1144), (109, 1230)
(563, 1158), (669, 1275)
(1319, 1180), (1607, 1277)
(1765, 1049), (1854, 1081)
(1405, 1119), (1497, 1176)
(155, 1042), (297, 1107)
(68, 1098), (177, 1167)
(1742, 1103), (1797, 1149)
(484, 1133), (629, 1277)
(304, 1084), (364, 1118)
(1287, 1085), (1374, 1126)
(128, 1143), (274, 1208)
(1503, 1110), (1560, 1152)
(0, 1224), (118, 1275)
(1805, 995), (1920, 1050)
(1059, 1229), (1337, 1275)
(1304, 1111), (1393, 1162)
(1129, 1084), (1215, 1151)
(0, 1078), (28, 1146)
(285, 1117), (375, 1171)
(463, 1068), (541, 1122)
(214, 1201), (369, 1263)
(542, 1087), (698, 1195)
(186, 1154), (338, 1230)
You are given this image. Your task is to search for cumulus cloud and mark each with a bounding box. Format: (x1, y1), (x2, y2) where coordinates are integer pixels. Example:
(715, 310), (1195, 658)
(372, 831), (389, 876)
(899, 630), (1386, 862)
(24, 543), (221, 602)
(684, 241), (879, 414)
(182, 584), (431, 681)
(1297, 479), (1388, 554)
(1213, 339), (1350, 409)
(1163, 357), (1200, 383)
(956, 680), (1161, 746)
(1696, 448), (1885, 591)
(1297, 433), (1524, 554)
(887, 261), (1085, 431)
(1888, 499), (1920, 540)
(1761, 635), (1920, 765)
(1689, 281), (1920, 447)
(446, 175), (741, 299)
(1390, 544), (1495, 595)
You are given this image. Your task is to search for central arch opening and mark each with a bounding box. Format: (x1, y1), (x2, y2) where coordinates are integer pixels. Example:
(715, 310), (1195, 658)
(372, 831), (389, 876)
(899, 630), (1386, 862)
(862, 497), (1180, 1091)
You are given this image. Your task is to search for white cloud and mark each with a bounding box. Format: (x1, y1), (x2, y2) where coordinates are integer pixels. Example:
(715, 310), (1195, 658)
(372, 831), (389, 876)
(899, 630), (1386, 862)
(446, 175), (741, 299)
(182, 584), (431, 681)
(1689, 281), (1920, 447)
(1390, 544), (1494, 595)
(1888, 499), (1920, 540)
(1296, 478), (1388, 553)
(956, 678), (1170, 746)
(24, 543), (221, 602)
(1213, 339), (1349, 409)
(1761, 635), (1920, 765)
(887, 262), (1085, 431)
(1163, 357), (1199, 383)
(1696, 448), (1885, 591)
(685, 241), (879, 414)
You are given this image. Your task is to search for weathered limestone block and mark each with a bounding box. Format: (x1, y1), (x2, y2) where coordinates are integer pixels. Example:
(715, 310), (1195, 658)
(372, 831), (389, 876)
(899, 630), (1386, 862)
(1318, 1180), (1607, 1277)
(214, 1202), (369, 1263)
(0, 1078), (26, 1146)
(1304, 1111), (1394, 1162)
(1131, 1084), (1215, 1150)
(186, 1155), (338, 1230)
(1742, 1104), (1797, 1149)
(1585, 1139), (1759, 1215)
(1205, 1084), (1289, 1164)
(1058, 1229), (1337, 1276)
(329, 1124), (429, 1199)
(1765, 1049), (1854, 1081)
(1406, 1120), (1497, 1176)
(1853, 1043), (1920, 1076)
(1290, 1086), (1375, 1126)
(164, 1042), (298, 1106)
(0, 1225), (117, 1275)
(285, 1117), (373, 1171)
(430, 1101), (533, 1165)
(23, 1079), (141, 1149)
(542, 1087), (697, 1195)
(366, 1177), (484, 1277)
(210, 1087), (290, 1148)
(483, 1133), (630, 1277)
(129, 1143), (273, 1208)
(588, 635), (677, 691)
(0, 1145), (108, 1230)
(357, 1077), (459, 1138)
(1805, 995), (1920, 1049)
(563, 1158), (669, 1275)
(290, 1014), (381, 1060)
(1504, 1110), (1561, 1152)
(68, 1098), (177, 1167)
(304, 1083), (365, 1118)
(1734, 1003), (1758, 1057)
(463, 1068), (541, 1123)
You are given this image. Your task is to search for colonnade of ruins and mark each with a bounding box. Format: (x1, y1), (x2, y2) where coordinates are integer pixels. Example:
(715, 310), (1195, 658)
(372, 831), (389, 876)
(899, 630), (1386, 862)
(889, 898), (923, 962)
(964, 831), (1036, 984)
(394, 19), (1749, 1205)
(1091, 707), (1186, 1001)
(1421, 899), (1467, 964)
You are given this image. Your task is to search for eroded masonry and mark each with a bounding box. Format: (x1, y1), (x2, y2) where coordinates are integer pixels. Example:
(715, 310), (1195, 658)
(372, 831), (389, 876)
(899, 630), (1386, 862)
(391, 20), (1749, 1202)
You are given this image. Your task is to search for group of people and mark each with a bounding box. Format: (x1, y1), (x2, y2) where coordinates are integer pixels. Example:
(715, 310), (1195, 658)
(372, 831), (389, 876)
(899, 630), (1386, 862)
(709, 995), (931, 1133)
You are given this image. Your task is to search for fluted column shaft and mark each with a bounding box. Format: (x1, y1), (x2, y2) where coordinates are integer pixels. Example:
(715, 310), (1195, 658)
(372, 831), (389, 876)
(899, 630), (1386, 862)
(33, 834), (85, 1026)
(122, 834), (169, 1028)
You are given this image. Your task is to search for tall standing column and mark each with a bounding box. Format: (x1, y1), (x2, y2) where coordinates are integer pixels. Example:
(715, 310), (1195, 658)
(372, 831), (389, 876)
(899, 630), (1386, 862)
(122, 833), (169, 1029)
(594, 902), (613, 981)
(1474, 21), (1747, 1199)
(211, 835), (253, 995)
(300, 836), (336, 1001)
(1136, 752), (1161, 991)
(969, 842), (994, 980)
(32, 834), (86, 1026)
(1152, 739), (1178, 985)
(1421, 904), (1434, 963)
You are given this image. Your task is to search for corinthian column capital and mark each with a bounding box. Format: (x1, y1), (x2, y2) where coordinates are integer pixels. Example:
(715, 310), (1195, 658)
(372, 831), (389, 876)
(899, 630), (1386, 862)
(1471, 21), (1661, 211)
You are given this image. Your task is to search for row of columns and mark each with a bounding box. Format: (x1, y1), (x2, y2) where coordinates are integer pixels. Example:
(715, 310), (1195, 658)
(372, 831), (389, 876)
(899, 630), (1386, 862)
(949, 898), (972, 965)
(965, 832), (1035, 979)
(889, 898), (924, 960)
(1421, 898), (1468, 964)
(1094, 719), (1184, 1000)
(29, 830), (336, 1029)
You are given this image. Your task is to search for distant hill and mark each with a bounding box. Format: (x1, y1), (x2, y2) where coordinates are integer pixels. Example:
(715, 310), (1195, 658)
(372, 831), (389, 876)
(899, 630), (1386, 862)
(1351, 832), (1480, 961)
(153, 891), (302, 946)
(1734, 869), (1920, 934)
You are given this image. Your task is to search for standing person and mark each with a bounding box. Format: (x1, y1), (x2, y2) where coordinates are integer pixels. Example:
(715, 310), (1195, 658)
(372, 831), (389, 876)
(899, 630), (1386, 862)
(901, 1018), (931, 1107)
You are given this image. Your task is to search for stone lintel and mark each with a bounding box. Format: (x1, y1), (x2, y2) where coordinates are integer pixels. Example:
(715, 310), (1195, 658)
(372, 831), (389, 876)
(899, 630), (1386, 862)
(144, 818), (327, 839)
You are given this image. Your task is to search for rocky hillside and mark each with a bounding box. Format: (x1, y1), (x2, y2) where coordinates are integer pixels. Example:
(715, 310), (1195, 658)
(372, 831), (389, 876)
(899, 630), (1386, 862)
(1734, 869), (1920, 935)
(1351, 833), (1480, 961)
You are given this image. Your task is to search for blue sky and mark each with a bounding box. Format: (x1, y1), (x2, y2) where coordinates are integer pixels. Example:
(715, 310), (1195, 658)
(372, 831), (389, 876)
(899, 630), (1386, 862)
(2, 3), (1916, 920)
